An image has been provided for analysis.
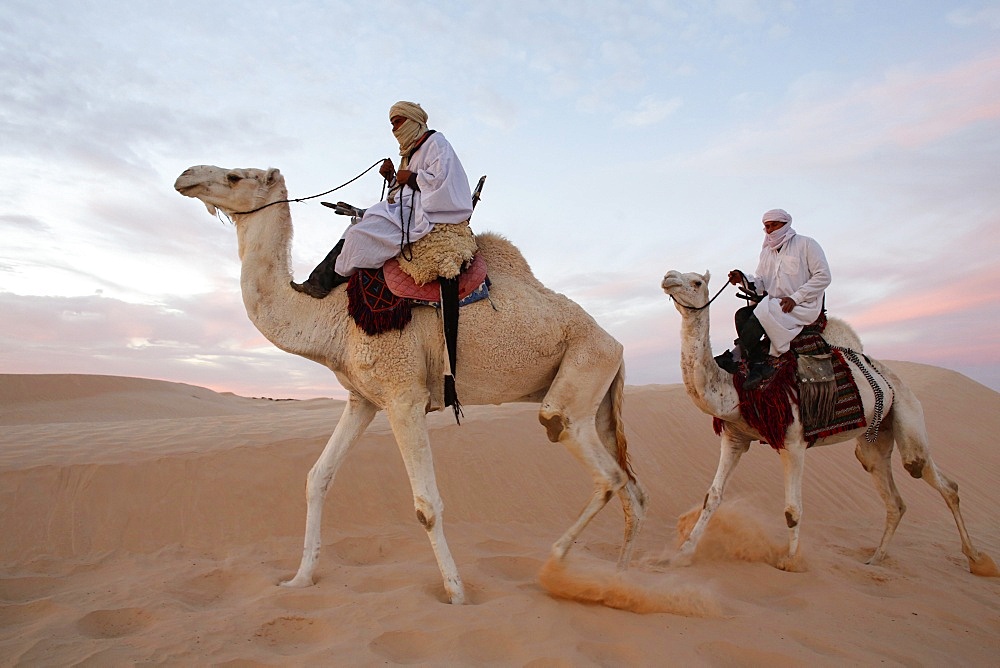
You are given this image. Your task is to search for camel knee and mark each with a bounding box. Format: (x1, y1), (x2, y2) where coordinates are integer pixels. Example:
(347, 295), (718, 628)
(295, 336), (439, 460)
(894, 499), (907, 519)
(413, 497), (439, 531)
(305, 466), (332, 501)
(854, 444), (874, 472)
(903, 457), (926, 479)
(784, 508), (800, 528)
(630, 479), (649, 512)
(538, 410), (566, 443)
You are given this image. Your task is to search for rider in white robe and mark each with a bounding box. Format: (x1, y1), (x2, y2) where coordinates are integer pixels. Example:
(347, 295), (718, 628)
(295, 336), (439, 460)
(726, 209), (831, 389)
(291, 101), (472, 298)
(335, 131), (472, 275)
(745, 229), (831, 356)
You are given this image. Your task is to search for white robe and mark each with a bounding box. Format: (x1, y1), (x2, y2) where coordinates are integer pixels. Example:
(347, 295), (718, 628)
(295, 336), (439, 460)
(745, 233), (831, 356)
(335, 132), (473, 275)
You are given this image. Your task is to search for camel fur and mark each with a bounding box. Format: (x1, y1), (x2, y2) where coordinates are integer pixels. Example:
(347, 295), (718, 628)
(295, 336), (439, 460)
(660, 269), (995, 576)
(173, 165), (648, 604)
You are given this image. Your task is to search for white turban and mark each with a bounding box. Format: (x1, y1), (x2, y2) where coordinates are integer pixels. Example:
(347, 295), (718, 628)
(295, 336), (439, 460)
(389, 101), (429, 157)
(762, 208), (792, 224)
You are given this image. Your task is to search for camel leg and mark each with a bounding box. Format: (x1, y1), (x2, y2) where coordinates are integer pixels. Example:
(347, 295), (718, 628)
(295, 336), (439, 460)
(669, 431), (751, 566)
(854, 427), (905, 565)
(595, 370), (648, 570)
(540, 352), (632, 564)
(615, 479), (648, 569)
(778, 442), (806, 570)
(386, 395), (465, 604)
(546, 415), (628, 561)
(890, 391), (991, 573)
(282, 392), (378, 587)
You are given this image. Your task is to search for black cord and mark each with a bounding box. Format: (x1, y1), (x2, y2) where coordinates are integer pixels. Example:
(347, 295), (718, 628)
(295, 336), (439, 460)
(233, 158), (389, 215)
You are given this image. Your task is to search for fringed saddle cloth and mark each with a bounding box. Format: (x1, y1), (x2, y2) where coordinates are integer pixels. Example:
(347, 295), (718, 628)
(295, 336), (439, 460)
(719, 315), (867, 449)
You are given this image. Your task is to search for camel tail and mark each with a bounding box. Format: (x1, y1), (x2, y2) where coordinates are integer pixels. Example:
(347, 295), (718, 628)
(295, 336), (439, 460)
(610, 363), (636, 482)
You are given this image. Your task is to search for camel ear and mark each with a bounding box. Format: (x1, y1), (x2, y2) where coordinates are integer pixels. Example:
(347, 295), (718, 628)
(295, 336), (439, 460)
(704, 270), (711, 283)
(265, 167), (281, 184)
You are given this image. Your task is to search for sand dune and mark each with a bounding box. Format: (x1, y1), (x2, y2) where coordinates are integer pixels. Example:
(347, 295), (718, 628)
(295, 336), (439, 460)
(1, 365), (997, 665)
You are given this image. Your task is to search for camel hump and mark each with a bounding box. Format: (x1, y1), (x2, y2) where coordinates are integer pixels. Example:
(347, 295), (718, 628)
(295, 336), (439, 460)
(824, 317), (863, 351)
(472, 232), (540, 283)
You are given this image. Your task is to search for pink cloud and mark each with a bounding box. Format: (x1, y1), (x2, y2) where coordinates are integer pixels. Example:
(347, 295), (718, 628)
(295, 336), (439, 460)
(848, 264), (1000, 330)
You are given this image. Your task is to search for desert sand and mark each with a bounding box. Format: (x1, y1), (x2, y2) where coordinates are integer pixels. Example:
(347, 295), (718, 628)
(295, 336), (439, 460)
(1, 365), (998, 666)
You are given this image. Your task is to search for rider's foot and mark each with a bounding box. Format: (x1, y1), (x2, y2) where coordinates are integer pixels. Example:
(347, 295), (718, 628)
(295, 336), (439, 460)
(291, 280), (331, 299)
(714, 349), (739, 374)
(743, 360), (776, 390)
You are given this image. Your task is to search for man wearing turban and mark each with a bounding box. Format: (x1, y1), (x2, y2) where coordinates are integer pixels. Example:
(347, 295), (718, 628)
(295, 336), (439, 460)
(292, 101), (473, 297)
(723, 208), (832, 390)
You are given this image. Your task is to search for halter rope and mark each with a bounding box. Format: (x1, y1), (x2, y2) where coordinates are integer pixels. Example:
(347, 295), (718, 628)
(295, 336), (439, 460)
(671, 281), (732, 311)
(231, 158), (390, 215)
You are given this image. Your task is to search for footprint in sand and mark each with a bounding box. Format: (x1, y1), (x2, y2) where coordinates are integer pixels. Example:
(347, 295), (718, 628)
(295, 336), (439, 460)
(77, 607), (153, 638)
(250, 615), (340, 655)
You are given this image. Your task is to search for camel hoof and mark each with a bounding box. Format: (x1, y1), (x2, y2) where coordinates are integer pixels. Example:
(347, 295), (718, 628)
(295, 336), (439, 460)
(669, 552), (695, 568)
(969, 552), (1000, 577)
(777, 553), (807, 573)
(865, 550), (887, 566)
(643, 557), (671, 572)
(279, 575), (315, 588)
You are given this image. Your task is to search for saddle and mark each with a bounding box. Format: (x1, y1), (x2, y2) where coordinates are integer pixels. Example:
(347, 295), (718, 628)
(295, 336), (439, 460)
(384, 252), (488, 304)
(346, 252), (489, 335)
(719, 314), (867, 450)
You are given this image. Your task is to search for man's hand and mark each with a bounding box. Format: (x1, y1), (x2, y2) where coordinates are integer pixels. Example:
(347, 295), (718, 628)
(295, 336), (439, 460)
(780, 297), (796, 313)
(396, 169), (417, 189)
(728, 270), (744, 285)
(379, 158), (396, 182)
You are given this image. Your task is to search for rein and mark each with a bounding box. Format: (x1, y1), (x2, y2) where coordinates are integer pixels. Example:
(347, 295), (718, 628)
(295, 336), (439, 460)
(672, 281), (731, 311)
(232, 158), (390, 215)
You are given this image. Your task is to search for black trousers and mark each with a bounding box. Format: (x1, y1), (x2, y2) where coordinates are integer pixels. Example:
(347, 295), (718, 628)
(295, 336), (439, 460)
(304, 238), (346, 291)
(735, 305), (769, 363)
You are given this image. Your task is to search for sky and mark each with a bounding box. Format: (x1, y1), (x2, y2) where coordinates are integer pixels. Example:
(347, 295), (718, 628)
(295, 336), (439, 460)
(2, 0), (999, 399)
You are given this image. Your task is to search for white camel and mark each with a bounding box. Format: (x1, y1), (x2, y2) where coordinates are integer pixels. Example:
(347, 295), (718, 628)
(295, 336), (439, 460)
(174, 165), (648, 604)
(660, 269), (995, 576)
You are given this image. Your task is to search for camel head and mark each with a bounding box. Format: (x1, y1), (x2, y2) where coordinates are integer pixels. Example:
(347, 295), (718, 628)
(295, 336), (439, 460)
(174, 165), (287, 217)
(661, 270), (712, 313)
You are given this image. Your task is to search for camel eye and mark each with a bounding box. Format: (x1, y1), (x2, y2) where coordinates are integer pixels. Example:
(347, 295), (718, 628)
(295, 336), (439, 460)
(693, 280), (703, 288)
(226, 173), (241, 184)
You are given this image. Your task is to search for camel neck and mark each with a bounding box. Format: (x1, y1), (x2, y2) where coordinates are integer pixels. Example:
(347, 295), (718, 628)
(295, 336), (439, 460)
(678, 309), (740, 419)
(235, 204), (348, 366)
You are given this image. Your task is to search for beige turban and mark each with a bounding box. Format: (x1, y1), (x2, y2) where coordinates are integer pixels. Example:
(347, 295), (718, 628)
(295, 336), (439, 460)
(389, 101), (429, 157)
(762, 208), (792, 224)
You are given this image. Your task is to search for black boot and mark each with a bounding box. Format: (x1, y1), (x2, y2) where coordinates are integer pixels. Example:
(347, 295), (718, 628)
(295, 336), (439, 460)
(714, 349), (740, 374)
(743, 357), (776, 391)
(291, 239), (348, 299)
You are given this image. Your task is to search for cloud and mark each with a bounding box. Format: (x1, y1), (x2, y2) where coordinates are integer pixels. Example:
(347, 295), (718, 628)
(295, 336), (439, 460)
(947, 5), (1000, 28)
(615, 96), (684, 127)
(0, 291), (344, 399)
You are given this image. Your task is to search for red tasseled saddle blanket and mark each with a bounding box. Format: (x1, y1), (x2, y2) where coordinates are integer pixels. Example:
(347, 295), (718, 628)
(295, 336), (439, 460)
(346, 253), (489, 336)
(713, 316), (867, 450)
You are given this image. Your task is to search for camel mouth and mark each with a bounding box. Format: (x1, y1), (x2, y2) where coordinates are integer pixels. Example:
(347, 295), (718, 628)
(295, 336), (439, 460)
(661, 277), (683, 292)
(174, 171), (220, 216)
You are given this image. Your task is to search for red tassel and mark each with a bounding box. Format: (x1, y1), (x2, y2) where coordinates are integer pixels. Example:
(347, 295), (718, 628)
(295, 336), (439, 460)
(347, 270), (412, 335)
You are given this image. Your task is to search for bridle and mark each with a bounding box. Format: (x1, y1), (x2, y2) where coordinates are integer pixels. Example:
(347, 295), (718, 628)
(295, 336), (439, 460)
(231, 158), (389, 216)
(671, 281), (731, 312)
